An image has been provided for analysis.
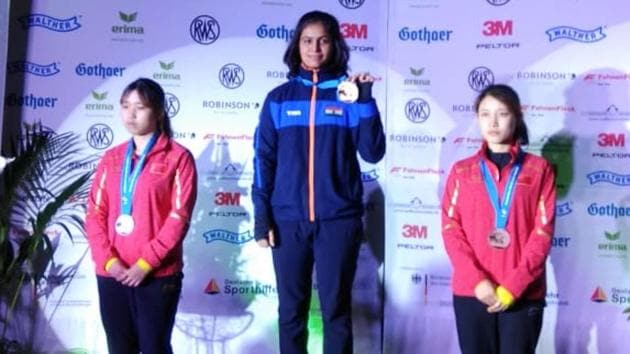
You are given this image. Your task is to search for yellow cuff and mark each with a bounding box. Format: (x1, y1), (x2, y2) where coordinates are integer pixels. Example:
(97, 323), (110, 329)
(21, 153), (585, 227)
(496, 286), (515, 307)
(136, 258), (153, 273)
(104, 258), (119, 272)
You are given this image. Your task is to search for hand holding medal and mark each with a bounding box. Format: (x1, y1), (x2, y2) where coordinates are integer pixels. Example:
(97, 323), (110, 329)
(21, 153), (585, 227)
(337, 72), (380, 104)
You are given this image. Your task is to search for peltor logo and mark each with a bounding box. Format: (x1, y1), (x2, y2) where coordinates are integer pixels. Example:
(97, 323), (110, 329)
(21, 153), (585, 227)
(164, 93), (180, 118)
(405, 98), (430, 123)
(219, 63), (245, 89)
(7, 60), (60, 77)
(591, 287), (607, 303)
(546, 26), (606, 43)
(468, 67), (494, 92)
(112, 11), (144, 34)
(19, 14), (81, 32)
(205, 279), (220, 295)
(338, 0), (365, 9)
(190, 15), (220, 44)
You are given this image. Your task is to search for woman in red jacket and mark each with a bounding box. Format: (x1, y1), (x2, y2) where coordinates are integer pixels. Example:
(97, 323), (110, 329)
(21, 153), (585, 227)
(86, 78), (197, 354)
(441, 84), (556, 354)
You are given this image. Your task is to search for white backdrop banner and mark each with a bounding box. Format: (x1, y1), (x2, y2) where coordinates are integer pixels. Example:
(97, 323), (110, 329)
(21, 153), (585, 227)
(2, 0), (630, 353)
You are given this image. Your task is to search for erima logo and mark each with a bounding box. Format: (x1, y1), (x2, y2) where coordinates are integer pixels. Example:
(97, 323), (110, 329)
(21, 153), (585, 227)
(286, 110), (301, 116)
(19, 14), (81, 32)
(205, 279), (220, 295)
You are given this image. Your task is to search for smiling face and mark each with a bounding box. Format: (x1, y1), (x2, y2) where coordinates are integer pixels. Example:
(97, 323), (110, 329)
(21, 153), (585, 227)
(477, 95), (516, 152)
(120, 89), (158, 138)
(298, 22), (332, 70)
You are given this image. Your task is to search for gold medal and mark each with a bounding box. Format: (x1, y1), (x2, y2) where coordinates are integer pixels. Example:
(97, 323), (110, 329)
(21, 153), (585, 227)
(337, 81), (359, 103)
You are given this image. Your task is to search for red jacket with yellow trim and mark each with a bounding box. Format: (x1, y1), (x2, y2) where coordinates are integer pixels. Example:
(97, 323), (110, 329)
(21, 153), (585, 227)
(86, 134), (197, 277)
(441, 143), (556, 300)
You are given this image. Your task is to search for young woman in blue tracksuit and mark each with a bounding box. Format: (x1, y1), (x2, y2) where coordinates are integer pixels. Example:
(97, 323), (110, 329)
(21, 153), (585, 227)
(252, 10), (386, 354)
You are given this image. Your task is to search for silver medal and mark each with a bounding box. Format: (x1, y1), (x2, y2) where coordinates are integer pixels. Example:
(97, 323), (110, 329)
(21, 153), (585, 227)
(488, 228), (511, 249)
(115, 214), (135, 236)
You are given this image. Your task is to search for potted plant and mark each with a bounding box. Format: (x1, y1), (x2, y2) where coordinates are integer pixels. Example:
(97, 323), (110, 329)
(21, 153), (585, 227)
(0, 123), (93, 353)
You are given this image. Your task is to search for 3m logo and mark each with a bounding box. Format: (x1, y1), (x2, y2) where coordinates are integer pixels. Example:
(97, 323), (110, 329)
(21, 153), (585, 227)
(214, 192), (241, 206)
(483, 20), (513, 36)
(402, 224), (428, 239)
(598, 133), (625, 147)
(341, 23), (367, 39)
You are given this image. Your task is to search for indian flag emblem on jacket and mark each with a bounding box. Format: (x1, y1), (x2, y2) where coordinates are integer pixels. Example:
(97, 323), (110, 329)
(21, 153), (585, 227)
(324, 106), (343, 116)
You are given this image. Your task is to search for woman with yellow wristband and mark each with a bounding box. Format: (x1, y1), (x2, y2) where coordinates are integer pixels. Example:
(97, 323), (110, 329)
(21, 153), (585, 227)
(441, 84), (556, 354)
(86, 78), (197, 353)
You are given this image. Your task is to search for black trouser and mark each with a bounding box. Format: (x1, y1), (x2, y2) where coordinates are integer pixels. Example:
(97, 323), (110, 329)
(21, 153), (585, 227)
(453, 295), (544, 354)
(96, 273), (182, 354)
(271, 218), (363, 354)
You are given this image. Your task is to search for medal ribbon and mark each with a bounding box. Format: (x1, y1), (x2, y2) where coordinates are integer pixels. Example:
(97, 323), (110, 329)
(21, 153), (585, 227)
(479, 157), (522, 230)
(120, 133), (158, 215)
(295, 75), (348, 89)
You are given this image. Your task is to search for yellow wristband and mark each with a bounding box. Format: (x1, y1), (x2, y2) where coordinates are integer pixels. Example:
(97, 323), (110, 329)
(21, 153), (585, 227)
(136, 258), (153, 273)
(104, 258), (119, 272)
(496, 286), (515, 307)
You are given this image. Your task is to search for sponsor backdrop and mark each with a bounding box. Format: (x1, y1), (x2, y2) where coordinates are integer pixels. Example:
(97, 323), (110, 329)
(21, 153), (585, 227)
(2, 0), (630, 353)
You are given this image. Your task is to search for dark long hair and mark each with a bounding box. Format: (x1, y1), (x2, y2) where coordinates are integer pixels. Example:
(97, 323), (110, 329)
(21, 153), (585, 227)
(474, 84), (529, 145)
(283, 10), (350, 78)
(120, 78), (172, 138)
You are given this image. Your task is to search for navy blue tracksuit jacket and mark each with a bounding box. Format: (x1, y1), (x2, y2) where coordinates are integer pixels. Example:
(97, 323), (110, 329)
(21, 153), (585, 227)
(252, 67), (386, 239)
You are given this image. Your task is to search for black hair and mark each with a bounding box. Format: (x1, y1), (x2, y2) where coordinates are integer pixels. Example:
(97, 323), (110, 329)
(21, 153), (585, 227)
(283, 10), (350, 78)
(474, 84), (529, 145)
(120, 77), (172, 138)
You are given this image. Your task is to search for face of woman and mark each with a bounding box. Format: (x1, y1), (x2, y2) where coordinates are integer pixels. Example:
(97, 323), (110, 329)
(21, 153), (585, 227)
(120, 90), (158, 137)
(299, 22), (332, 70)
(477, 95), (516, 149)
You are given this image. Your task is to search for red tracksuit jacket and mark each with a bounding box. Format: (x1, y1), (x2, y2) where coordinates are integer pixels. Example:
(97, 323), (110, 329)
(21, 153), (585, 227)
(441, 143), (556, 300)
(86, 133), (197, 277)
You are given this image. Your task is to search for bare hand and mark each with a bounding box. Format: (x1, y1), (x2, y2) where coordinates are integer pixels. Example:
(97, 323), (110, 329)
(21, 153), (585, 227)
(107, 260), (128, 282)
(474, 279), (497, 306)
(348, 72), (376, 83)
(256, 229), (275, 248)
(487, 300), (509, 313)
(120, 264), (148, 287)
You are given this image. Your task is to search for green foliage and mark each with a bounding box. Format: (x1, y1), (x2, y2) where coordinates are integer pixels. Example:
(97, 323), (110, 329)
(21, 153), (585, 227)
(0, 123), (94, 350)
